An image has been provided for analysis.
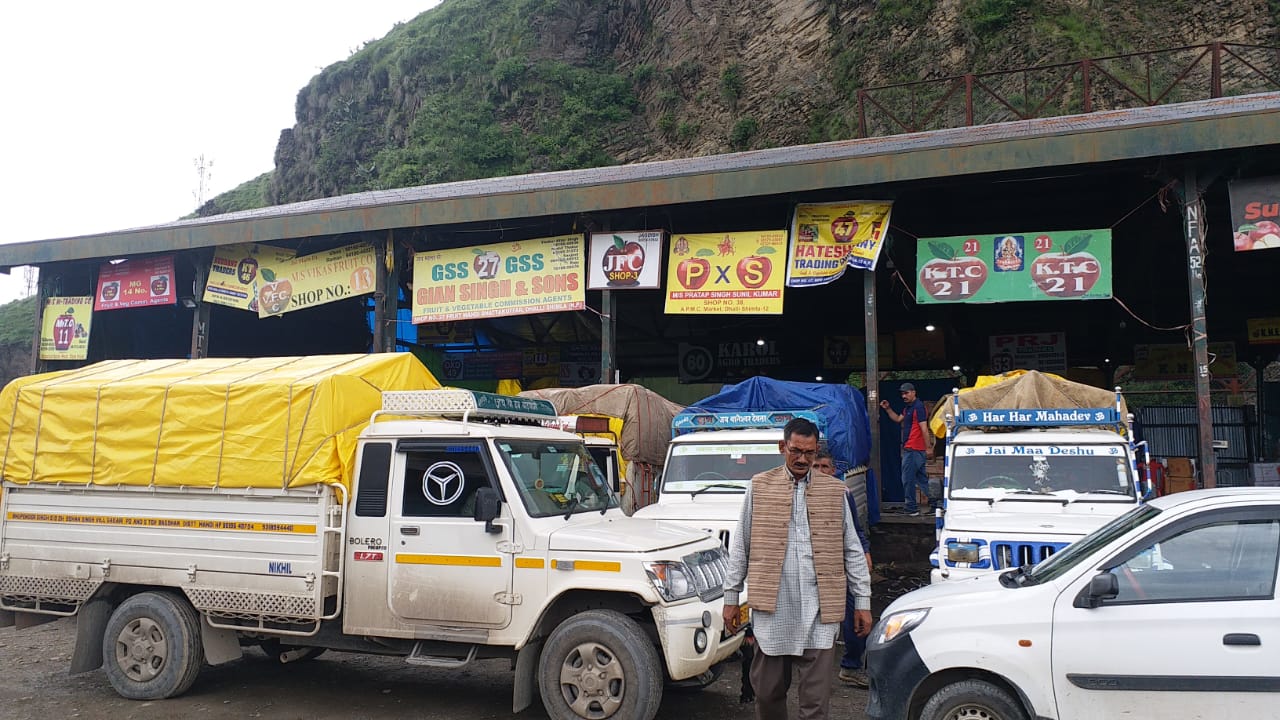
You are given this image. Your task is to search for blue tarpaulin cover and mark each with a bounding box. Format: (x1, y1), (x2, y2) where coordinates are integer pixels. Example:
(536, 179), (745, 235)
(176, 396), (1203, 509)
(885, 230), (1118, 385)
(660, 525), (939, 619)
(676, 377), (876, 521)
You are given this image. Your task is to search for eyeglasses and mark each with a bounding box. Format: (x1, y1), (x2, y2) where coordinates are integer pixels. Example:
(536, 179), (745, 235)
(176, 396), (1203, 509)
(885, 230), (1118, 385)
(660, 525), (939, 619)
(785, 446), (818, 459)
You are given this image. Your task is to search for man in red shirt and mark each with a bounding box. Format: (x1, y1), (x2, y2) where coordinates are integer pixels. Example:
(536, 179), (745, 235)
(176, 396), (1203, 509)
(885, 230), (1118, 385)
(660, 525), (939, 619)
(880, 383), (934, 516)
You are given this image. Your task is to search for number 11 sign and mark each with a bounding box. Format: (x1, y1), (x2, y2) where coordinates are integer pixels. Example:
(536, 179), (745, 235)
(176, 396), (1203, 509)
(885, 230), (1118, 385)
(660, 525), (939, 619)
(915, 229), (1112, 304)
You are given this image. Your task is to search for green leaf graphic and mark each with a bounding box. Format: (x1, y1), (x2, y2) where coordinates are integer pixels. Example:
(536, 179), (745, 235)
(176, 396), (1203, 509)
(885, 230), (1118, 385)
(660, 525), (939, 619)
(928, 241), (955, 260)
(613, 235), (625, 251)
(261, 269), (277, 282)
(756, 246), (776, 254)
(472, 248), (484, 255)
(1062, 234), (1090, 255)
(696, 248), (715, 257)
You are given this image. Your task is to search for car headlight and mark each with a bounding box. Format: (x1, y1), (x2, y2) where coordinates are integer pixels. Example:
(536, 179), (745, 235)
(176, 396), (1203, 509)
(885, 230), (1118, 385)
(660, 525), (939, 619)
(644, 561), (697, 602)
(946, 541), (981, 563)
(873, 608), (930, 645)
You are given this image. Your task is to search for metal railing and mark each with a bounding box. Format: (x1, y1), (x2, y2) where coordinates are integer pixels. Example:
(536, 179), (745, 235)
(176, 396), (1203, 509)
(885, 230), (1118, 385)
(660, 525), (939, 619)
(856, 42), (1280, 137)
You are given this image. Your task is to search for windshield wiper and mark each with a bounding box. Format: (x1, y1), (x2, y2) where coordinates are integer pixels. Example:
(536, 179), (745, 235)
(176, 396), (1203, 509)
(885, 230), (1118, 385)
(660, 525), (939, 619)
(1074, 488), (1132, 496)
(562, 496), (583, 520)
(691, 483), (746, 497)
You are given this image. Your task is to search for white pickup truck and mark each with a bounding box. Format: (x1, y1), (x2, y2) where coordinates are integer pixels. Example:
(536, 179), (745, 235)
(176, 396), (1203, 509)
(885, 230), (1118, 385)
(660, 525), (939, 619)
(932, 395), (1145, 583)
(0, 358), (742, 720)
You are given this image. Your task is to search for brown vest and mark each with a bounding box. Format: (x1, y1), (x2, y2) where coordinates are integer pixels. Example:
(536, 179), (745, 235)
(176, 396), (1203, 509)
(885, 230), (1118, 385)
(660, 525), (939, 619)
(746, 466), (847, 623)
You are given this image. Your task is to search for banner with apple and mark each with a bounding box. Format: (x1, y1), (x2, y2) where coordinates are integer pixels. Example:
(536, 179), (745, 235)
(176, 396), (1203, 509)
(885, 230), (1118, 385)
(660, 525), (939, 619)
(256, 242), (378, 318)
(39, 296), (93, 361)
(203, 243), (297, 312)
(916, 229), (1112, 305)
(664, 230), (787, 315)
(1228, 176), (1280, 252)
(786, 201), (894, 286)
(411, 234), (585, 323)
(587, 231), (664, 289)
(95, 255), (176, 311)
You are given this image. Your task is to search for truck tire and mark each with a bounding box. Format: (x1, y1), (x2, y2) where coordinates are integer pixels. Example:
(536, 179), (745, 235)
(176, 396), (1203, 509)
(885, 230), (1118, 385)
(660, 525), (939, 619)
(538, 609), (662, 720)
(101, 591), (204, 700)
(920, 679), (1028, 720)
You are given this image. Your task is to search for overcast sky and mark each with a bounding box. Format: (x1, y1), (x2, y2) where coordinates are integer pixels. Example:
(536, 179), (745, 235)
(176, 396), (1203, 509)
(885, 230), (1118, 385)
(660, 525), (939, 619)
(0, 1), (439, 303)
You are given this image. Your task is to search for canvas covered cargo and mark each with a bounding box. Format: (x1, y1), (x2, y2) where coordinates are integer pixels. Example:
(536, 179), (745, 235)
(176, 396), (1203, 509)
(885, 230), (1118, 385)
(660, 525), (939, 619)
(929, 369), (1129, 437)
(0, 353), (438, 490)
(518, 383), (683, 466)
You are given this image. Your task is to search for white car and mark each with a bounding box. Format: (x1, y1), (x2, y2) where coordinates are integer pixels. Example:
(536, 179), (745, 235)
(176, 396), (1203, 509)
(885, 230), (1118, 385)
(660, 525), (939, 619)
(867, 488), (1280, 720)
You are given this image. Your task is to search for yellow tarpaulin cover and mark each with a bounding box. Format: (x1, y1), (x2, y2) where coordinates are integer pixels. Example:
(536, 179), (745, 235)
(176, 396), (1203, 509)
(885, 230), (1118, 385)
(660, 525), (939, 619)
(0, 354), (438, 490)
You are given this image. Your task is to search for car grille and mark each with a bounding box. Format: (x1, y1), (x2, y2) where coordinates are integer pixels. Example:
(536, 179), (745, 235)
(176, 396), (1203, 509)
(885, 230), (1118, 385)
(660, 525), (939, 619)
(683, 547), (728, 601)
(991, 540), (1069, 569)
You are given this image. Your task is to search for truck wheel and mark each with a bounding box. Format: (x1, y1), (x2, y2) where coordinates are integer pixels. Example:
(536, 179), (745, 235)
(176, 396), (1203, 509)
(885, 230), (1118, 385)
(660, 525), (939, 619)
(539, 609), (662, 720)
(920, 679), (1028, 720)
(101, 591), (204, 700)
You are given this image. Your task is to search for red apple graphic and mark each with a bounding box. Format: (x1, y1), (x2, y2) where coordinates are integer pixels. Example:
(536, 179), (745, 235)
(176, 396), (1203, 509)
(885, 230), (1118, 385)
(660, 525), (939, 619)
(736, 253), (773, 288)
(919, 241), (988, 301)
(1247, 220), (1280, 250)
(602, 235), (645, 286)
(472, 250), (500, 279)
(677, 257), (711, 290)
(257, 268), (293, 316)
(1031, 234), (1101, 298)
(830, 212), (859, 243)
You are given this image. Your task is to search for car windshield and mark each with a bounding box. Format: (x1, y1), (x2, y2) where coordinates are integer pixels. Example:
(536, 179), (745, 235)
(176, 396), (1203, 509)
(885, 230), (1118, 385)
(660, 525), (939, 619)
(1024, 504), (1162, 583)
(495, 439), (617, 518)
(661, 442), (781, 493)
(949, 443), (1135, 498)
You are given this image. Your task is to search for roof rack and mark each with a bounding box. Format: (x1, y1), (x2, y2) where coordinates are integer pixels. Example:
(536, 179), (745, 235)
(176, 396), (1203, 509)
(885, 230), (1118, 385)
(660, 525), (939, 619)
(374, 389), (557, 426)
(672, 409), (825, 437)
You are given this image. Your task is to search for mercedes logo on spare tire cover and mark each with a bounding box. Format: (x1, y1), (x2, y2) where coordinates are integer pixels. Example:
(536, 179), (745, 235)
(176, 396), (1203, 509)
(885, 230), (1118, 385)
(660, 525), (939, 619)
(422, 461), (466, 505)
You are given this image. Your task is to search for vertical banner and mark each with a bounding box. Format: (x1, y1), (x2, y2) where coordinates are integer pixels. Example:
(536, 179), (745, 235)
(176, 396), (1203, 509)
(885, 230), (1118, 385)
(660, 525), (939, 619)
(95, 255), (176, 311)
(916, 229), (1112, 304)
(203, 243), (297, 312)
(412, 235), (585, 323)
(258, 242), (378, 318)
(786, 201), (893, 286)
(664, 230), (787, 314)
(1228, 176), (1280, 252)
(39, 296), (93, 360)
(587, 231), (664, 289)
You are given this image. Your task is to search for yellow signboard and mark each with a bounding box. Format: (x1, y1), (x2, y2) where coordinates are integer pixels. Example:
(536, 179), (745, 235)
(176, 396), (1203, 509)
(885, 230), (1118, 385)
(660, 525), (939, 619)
(1134, 342), (1237, 380)
(664, 231), (787, 315)
(203, 243), (296, 312)
(39, 297), (93, 360)
(258, 243), (378, 318)
(411, 235), (586, 324)
(1247, 317), (1280, 345)
(787, 201), (893, 285)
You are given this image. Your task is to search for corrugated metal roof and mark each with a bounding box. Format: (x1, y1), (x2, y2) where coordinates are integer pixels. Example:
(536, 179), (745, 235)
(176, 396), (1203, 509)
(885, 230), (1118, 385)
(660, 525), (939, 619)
(5, 92), (1278, 267)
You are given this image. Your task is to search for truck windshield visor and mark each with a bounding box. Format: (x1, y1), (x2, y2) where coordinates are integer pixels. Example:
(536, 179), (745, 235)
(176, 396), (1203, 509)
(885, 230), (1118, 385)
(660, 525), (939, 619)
(662, 442), (780, 493)
(949, 444), (1135, 498)
(495, 440), (618, 518)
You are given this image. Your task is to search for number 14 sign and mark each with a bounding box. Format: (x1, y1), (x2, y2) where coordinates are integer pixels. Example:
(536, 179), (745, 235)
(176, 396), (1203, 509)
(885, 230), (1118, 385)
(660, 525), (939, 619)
(915, 229), (1112, 304)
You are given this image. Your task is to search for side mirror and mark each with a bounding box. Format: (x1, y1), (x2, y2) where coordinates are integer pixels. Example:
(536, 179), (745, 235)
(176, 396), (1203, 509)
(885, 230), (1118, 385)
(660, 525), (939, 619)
(1073, 571), (1120, 609)
(473, 486), (502, 534)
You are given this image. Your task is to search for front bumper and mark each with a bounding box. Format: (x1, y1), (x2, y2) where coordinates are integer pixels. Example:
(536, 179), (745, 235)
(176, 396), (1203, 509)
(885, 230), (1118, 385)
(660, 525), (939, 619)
(865, 629), (930, 720)
(651, 598), (746, 681)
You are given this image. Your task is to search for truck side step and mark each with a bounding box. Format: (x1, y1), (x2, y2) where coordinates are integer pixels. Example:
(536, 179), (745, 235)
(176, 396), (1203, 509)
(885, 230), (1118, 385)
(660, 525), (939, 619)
(404, 642), (478, 668)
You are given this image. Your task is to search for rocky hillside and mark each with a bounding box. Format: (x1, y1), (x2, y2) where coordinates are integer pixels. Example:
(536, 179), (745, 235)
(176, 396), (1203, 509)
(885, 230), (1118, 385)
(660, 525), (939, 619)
(192, 0), (1279, 216)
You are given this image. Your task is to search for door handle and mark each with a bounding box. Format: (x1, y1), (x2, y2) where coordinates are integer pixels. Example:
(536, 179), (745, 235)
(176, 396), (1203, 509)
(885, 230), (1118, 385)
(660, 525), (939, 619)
(1223, 633), (1260, 646)
(400, 526), (420, 536)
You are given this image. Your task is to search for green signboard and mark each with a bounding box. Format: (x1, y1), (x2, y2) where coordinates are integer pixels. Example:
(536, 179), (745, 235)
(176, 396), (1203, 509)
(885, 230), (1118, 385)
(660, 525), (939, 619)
(915, 229), (1112, 304)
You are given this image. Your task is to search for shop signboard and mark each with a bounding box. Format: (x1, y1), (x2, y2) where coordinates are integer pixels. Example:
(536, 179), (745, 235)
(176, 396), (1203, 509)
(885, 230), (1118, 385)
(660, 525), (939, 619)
(989, 332), (1068, 373)
(665, 231), (786, 314)
(257, 242), (377, 318)
(39, 297), (93, 360)
(95, 255), (176, 311)
(1247, 317), (1280, 345)
(786, 201), (894, 285)
(412, 235), (585, 323)
(1228, 176), (1280, 252)
(203, 243), (296, 312)
(587, 231), (664, 289)
(916, 229), (1112, 304)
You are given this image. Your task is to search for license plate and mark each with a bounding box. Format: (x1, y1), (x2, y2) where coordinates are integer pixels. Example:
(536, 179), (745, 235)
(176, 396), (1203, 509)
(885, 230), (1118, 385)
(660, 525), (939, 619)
(738, 604), (751, 626)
